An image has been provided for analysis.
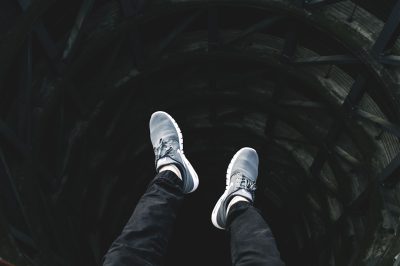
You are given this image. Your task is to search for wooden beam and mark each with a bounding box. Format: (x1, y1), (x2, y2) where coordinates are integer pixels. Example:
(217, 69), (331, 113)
(223, 16), (285, 46)
(293, 55), (359, 65)
(62, 0), (96, 60)
(355, 109), (400, 138)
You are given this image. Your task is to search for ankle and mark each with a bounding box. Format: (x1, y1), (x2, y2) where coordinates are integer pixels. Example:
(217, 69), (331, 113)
(226, 196), (250, 216)
(159, 164), (183, 180)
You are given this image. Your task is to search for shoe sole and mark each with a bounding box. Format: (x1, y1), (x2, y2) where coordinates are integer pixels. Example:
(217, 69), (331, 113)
(211, 147), (250, 229)
(157, 111), (199, 193)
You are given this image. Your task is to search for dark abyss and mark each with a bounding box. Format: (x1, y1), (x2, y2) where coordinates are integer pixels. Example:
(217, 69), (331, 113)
(1, 0), (400, 265)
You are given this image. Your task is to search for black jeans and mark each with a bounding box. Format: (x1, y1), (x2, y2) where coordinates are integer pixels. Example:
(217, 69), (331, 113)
(103, 171), (284, 266)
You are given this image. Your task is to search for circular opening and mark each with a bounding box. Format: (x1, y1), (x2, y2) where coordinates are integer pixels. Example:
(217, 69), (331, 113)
(1, 1), (400, 265)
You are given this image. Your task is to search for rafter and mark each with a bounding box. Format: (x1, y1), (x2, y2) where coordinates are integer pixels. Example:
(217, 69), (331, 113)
(293, 55), (359, 65)
(62, 0), (96, 60)
(151, 10), (203, 60)
(333, 146), (361, 166)
(355, 109), (400, 138)
(310, 75), (367, 176)
(342, 75), (368, 109)
(223, 16), (285, 46)
(0, 0), (54, 87)
(17, 0), (59, 63)
(305, 0), (346, 9)
(278, 100), (326, 109)
(0, 148), (30, 239)
(380, 152), (400, 187)
(371, 7), (400, 187)
(9, 226), (36, 250)
(278, 100), (327, 109)
(309, 119), (341, 176)
(371, 0), (400, 56)
(379, 55), (400, 66)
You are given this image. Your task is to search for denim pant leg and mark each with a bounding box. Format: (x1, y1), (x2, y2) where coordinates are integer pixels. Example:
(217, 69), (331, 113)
(103, 170), (184, 266)
(227, 201), (285, 266)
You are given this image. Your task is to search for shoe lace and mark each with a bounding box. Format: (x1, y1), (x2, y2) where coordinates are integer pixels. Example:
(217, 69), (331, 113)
(154, 137), (178, 163)
(232, 172), (257, 198)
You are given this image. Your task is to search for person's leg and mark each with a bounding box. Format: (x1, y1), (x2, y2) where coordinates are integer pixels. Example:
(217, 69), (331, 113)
(227, 201), (284, 266)
(103, 170), (184, 266)
(103, 111), (199, 266)
(211, 147), (284, 266)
